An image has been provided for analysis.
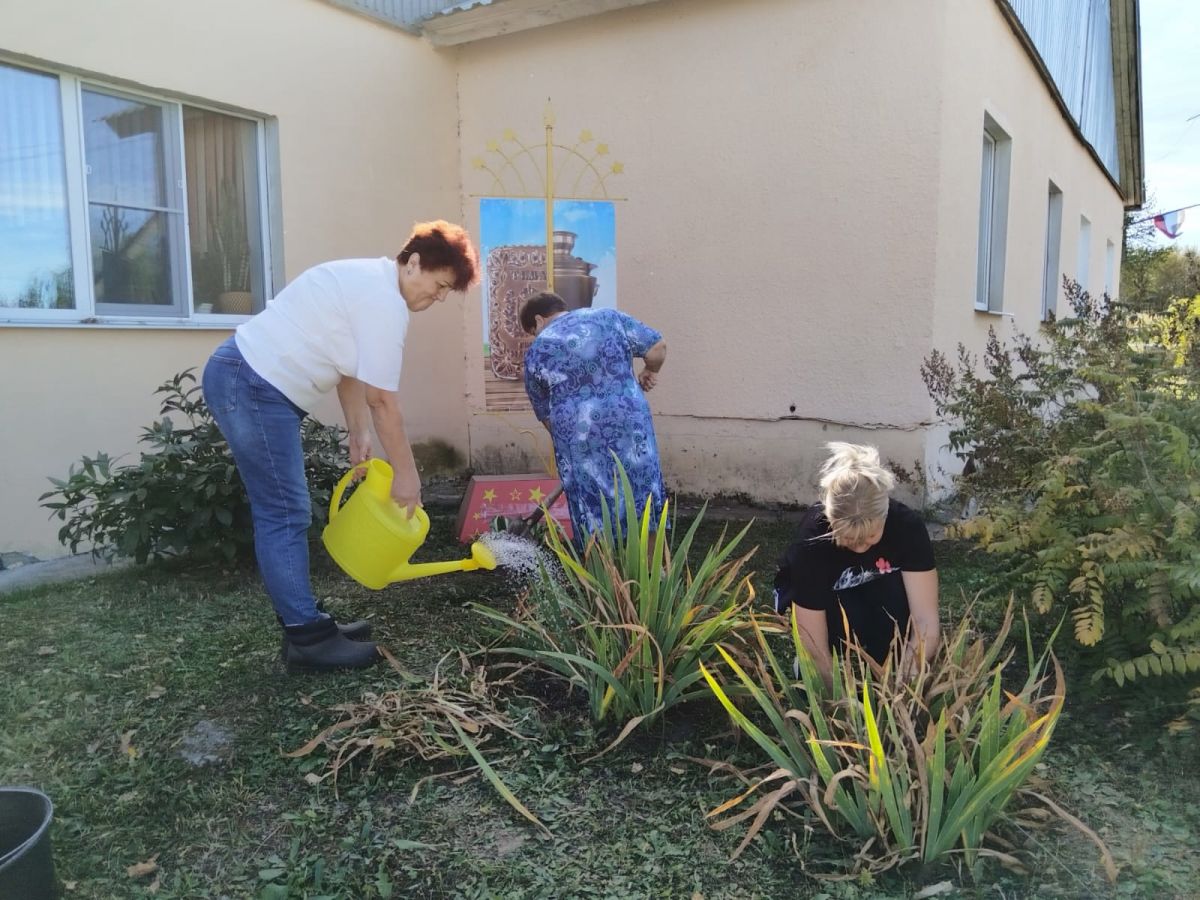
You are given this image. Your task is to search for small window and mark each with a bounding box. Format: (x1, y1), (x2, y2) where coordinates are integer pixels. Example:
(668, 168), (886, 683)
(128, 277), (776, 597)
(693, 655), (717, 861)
(1041, 182), (1063, 320)
(0, 64), (75, 311)
(1077, 216), (1091, 293)
(1104, 239), (1115, 297)
(975, 114), (1011, 313)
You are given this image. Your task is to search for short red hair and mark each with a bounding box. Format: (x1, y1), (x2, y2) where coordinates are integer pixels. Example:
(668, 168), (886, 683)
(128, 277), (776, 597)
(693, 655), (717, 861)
(397, 220), (479, 292)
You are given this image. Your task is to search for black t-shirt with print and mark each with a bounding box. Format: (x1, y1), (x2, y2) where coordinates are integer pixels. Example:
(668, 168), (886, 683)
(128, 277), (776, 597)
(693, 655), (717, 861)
(772, 500), (935, 664)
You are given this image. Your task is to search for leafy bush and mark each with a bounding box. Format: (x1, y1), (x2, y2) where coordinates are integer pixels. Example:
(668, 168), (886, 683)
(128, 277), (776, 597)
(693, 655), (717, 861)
(41, 370), (349, 564)
(700, 604), (1095, 880)
(475, 461), (757, 750)
(922, 281), (1200, 698)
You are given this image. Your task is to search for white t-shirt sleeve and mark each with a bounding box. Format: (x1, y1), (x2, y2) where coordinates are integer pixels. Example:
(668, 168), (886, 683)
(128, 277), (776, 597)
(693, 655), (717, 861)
(350, 305), (406, 391)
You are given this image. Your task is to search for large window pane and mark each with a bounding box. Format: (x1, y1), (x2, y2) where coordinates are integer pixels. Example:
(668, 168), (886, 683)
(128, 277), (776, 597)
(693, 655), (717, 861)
(1077, 216), (1092, 292)
(975, 114), (1011, 313)
(975, 132), (995, 311)
(1041, 182), (1063, 320)
(82, 87), (181, 309)
(82, 91), (166, 208)
(0, 63), (74, 309)
(183, 106), (264, 315)
(89, 205), (171, 304)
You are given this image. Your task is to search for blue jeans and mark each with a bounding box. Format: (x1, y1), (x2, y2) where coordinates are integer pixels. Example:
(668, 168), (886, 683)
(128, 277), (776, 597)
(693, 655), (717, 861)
(202, 337), (323, 626)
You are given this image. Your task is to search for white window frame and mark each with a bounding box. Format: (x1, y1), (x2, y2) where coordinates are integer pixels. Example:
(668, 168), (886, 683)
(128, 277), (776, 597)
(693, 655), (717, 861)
(975, 113), (1012, 314)
(0, 58), (275, 328)
(1041, 181), (1064, 320)
(81, 81), (189, 319)
(1104, 239), (1115, 297)
(1077, 215), (1092, 294)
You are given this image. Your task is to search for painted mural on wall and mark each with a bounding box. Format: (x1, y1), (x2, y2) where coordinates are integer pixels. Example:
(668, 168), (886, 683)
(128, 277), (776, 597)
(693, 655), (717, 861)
(480, 198), (616, 411)
(469, 103), (625, 413)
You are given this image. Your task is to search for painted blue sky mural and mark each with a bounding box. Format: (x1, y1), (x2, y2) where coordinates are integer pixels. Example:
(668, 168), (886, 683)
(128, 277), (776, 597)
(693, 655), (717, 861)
(479, 197), (617, 347)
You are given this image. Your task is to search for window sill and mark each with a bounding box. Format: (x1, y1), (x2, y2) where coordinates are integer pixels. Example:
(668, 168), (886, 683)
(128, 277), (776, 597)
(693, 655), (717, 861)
(973, 308), (1015, 319)
(0, 315), (251, 330)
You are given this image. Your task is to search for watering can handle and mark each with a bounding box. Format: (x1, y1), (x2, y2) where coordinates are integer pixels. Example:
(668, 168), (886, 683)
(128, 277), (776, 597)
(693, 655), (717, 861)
(328, 462), (370, 522)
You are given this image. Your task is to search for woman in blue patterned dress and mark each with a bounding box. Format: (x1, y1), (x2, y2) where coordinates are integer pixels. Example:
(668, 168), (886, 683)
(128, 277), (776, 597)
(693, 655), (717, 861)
(520, 292), (668, 546)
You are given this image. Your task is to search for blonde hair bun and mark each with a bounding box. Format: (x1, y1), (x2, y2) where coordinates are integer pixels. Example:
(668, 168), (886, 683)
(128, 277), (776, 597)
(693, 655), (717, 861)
(819, 442), (895, 546)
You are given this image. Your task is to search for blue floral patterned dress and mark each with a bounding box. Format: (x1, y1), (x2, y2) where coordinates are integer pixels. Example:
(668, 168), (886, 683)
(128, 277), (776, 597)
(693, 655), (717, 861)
(524, 308), (666, 542)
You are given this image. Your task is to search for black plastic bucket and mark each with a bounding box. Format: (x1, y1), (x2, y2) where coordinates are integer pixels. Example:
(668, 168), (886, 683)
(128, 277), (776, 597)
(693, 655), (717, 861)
(0, 787), (57, 900)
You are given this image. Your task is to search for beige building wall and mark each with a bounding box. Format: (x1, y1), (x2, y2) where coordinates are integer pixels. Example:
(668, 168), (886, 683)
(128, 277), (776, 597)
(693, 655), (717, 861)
(1, 0), (1132, 558)
(0, 0), (462, 559)
(926, 0), (1128, 482)
(456, 0), (945, 507)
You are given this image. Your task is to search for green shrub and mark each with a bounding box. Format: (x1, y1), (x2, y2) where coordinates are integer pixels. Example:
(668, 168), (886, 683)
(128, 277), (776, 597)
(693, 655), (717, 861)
(701, 604), (1078, 879)
(41, 370), (349, 564)
(474, 461), (757, 750)
(922, 280), (1200, 693)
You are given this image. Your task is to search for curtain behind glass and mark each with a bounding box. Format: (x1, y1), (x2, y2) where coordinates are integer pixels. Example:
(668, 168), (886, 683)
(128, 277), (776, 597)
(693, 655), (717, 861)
(183, 108), (263, 314)
(0, 63), (74, 309)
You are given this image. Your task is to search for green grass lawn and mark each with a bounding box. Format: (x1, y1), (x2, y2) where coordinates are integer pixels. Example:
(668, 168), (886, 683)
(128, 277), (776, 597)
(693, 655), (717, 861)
(2, 513), (1198, 899)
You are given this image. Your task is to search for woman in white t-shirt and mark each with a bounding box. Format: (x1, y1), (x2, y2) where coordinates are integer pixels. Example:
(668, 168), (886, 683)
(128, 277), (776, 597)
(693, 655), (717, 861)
(201, 221), (478, 671)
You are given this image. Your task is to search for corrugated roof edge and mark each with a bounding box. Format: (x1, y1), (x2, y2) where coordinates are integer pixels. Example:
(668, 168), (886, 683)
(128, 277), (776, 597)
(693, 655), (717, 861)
(321, 1), (485, 32)
(413, 0), (495, 23)
(996, 0), (1143, 208)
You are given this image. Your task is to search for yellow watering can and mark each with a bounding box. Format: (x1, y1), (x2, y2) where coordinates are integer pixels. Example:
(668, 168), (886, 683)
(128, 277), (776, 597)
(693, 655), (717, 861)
(322, 459), (497, 590)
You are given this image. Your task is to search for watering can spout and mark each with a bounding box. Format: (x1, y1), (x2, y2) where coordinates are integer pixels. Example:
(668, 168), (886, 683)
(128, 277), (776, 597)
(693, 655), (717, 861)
(388, 541), (497, 584)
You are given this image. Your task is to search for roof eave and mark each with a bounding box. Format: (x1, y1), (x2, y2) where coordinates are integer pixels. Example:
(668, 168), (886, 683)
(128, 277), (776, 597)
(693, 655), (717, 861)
(418, 0), (665, 46)
(1110, 0), (1145, 209)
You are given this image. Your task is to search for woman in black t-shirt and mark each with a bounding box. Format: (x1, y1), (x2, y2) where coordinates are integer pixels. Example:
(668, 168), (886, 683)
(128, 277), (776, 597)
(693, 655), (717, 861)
(773, 443), (940, 685)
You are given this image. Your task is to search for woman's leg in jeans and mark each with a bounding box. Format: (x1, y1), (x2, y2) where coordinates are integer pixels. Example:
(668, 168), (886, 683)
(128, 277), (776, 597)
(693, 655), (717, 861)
(203, 344), (321, 626)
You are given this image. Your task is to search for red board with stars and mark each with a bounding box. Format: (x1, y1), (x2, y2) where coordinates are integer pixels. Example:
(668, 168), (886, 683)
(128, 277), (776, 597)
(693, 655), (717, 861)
(455, 474), (572, 542)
